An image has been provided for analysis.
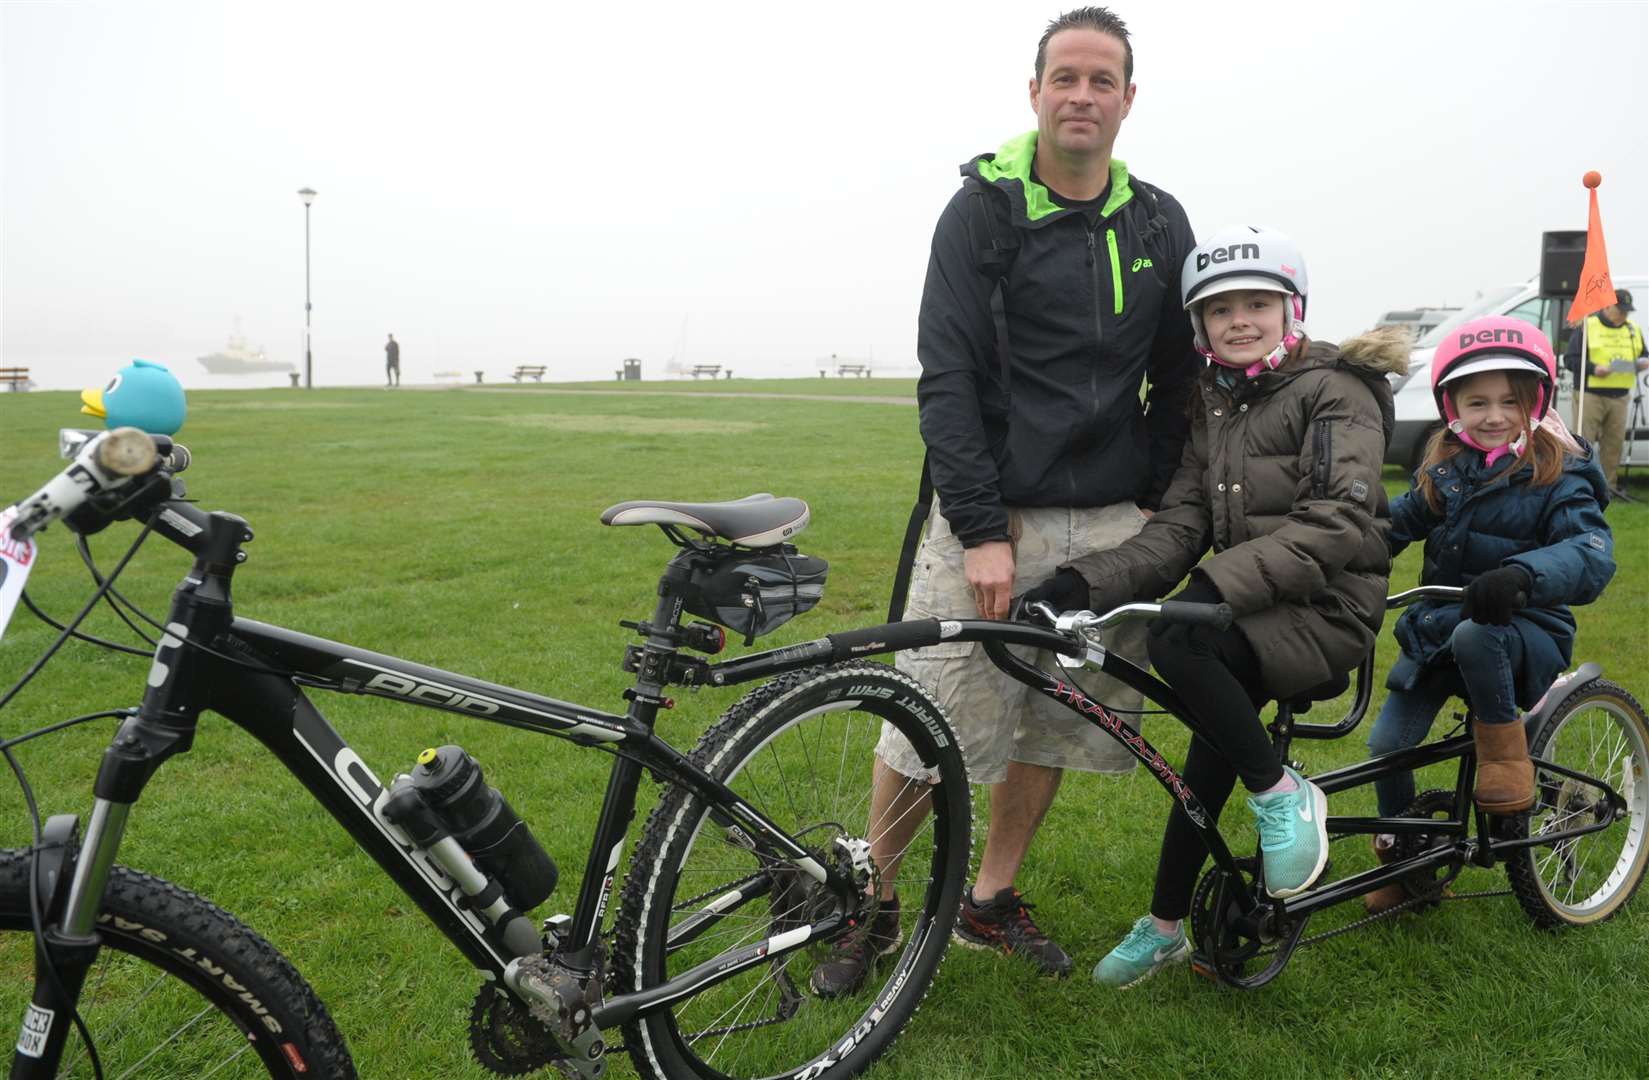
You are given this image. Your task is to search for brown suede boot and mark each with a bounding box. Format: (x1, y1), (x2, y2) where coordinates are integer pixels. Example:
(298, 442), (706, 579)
(1364, 836), (1406, 915)
(1473, 720), (1535, 813)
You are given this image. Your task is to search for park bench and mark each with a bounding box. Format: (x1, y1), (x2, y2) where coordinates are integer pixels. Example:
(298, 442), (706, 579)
(511, 365), (548, 382)
(1, 367), (32, 392)
(835, 363), (871, 378)
(689, 364), (730, 379)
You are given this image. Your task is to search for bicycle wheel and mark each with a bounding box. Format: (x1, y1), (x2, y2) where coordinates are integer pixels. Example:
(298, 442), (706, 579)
(1505, 679), (1649, 928)
(0, 850), (354, 1078)
(613, 661), (971, 1080)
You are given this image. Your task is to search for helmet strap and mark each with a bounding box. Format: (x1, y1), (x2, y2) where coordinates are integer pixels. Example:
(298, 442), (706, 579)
(1447, 417), (1528, 466)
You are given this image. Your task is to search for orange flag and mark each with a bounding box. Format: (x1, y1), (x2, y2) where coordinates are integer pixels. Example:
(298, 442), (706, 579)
(1567, 172), (1616, 324)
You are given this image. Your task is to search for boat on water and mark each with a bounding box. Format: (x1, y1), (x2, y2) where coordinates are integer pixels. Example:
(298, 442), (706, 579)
(197, 331), (293, 375)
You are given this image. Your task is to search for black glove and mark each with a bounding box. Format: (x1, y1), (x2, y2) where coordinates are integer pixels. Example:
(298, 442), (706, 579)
(1168, 573), (1224, 607)
(1460, 565), (1532, 626)
(1016, 567), (1091, 618)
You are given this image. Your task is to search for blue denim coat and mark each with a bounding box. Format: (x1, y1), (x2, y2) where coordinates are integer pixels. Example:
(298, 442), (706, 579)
(1386, 444), (1614, 706)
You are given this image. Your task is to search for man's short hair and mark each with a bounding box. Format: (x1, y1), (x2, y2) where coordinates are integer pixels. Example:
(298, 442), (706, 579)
(1035, 7), (1133, 86)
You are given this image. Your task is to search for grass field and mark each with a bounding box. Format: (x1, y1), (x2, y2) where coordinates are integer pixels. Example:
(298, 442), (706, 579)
(1, 381), (1646, 1078)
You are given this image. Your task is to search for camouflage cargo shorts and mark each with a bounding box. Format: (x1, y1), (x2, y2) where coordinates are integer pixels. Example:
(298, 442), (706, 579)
(877, 501), (1151, 785)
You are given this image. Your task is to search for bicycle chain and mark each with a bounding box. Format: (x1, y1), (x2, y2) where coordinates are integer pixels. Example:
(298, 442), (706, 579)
(1253, 886), (1512, 956)
(672, 870), (767, 913)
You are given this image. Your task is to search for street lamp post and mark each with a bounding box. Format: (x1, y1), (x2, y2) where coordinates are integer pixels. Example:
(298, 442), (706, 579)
(298, 187), (317, 389)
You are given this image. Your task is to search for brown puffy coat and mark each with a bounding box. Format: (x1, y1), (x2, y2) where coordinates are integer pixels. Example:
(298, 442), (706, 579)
(1069, 328), (1411, 698)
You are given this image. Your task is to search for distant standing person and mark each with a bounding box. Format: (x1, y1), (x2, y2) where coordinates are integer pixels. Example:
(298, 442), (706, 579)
(1564, 288), (1646, 502)
(385, 334), (401, 388)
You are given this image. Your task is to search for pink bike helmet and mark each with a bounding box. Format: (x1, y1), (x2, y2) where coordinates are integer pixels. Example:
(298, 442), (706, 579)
(1430, 316), (1557, 451)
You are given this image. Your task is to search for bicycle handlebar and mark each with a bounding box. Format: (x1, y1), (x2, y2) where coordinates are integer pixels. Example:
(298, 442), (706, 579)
(1034, 599), (1234, 638)
(1386, 585), (1465, 607)
(4, 427), (166, 543)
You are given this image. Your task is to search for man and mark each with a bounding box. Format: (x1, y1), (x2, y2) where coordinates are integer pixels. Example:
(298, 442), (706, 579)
(1565, 288), (1647, 501)
(811, 7), (1199, 997)
(385, 333), (401, 388)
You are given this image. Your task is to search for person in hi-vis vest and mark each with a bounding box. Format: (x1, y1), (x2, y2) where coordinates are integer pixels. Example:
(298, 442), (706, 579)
(1564, 287), (1647, 500)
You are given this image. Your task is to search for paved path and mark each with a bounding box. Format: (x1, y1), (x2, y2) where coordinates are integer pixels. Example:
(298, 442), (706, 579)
(455, 386), (917, 406)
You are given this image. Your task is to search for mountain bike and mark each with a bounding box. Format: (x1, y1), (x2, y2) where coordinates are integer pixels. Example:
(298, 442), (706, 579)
(2, 427), (983, 1079)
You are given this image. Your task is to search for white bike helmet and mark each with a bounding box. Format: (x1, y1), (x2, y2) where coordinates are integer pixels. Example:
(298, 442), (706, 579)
(1180, 225), (1309, 371)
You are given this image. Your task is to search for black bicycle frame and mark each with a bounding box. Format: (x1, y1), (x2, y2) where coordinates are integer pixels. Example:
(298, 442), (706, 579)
(720, 610), (1629, 926)
(938, 618), (1626, 923)
(22, 500), (933, 1072)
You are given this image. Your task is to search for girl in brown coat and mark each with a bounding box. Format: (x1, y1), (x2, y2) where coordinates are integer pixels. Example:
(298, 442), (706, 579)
(1022, 226), (1409, 988)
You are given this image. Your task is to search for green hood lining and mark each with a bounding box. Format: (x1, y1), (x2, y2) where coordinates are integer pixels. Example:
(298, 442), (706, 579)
(974, 131), (1133, 222)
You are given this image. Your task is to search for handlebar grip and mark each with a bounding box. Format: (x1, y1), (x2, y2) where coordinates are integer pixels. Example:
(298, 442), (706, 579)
(97, 427), (160, 477)
(828, 619), (943, 659)
(1157, 600), (1234, 631)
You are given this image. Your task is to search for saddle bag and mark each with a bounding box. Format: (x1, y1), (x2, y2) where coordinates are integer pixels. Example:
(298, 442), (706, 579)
(674, 545), (828, 644)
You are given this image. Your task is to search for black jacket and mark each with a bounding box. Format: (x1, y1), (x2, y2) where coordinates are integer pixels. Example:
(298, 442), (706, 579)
(916, 133), (1200, 547)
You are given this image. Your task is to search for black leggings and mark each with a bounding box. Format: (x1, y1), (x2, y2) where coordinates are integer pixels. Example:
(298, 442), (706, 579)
(1145, 580), (1284, 921)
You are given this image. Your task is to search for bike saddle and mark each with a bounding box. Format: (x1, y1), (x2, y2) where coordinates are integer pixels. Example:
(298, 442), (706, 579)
(1282, 671), (1351, 716)
(600, 494), (810, 548)
(1519, 662), (1603, 734)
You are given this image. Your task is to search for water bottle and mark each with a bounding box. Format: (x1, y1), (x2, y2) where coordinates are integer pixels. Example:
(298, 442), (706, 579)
(403, 745), (558, 910)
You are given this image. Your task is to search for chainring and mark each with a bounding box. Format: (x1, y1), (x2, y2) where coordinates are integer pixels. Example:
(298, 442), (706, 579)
(1189, 861), (1264, 974)
(469, 981), (564, 1077)
(1389, 788), (1464, 905)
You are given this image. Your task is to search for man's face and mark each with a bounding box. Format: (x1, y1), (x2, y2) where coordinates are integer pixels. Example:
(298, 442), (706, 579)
(1603, 303), (1625, 323)
(1029, 29), (1134, 158)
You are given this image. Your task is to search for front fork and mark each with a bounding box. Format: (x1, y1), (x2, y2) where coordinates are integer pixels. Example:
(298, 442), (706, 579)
(11, 712), (193, 1079)
(12, 521), (234, 1077)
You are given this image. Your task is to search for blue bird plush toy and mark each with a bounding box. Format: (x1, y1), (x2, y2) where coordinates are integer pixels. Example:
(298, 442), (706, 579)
(80, 359), (187, 435)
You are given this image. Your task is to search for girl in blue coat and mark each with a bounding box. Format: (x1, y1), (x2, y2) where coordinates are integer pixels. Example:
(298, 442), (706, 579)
(1365, 316), (1614, 911)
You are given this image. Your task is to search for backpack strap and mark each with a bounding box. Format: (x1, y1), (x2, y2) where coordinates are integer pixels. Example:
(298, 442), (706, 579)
(887, 454), (934, 622)
(963, 176), (1019, 399)
(1127, 176), (1174, 289)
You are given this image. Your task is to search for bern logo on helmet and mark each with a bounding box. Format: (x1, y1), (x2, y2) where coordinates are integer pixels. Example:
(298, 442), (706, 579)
(1195, 243), (1261, 272)
(1458, 327), (1525, 349)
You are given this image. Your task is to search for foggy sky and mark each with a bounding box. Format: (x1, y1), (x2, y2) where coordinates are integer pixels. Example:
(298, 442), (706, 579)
(4, 0), (1646, 391)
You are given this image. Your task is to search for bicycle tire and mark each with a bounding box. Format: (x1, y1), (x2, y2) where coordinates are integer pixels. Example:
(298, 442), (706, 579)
(613, 661), (971, 1080)
(1504, 679), (1649, 928)
(0, 850), (355, 1079)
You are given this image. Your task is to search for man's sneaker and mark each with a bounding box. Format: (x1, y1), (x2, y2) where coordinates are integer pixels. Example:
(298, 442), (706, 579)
(809, 894), (901, 999)
(1247, 766), (1330, 898)
(953, 886), (1074, 977)
(1093, 915), (1191, 989)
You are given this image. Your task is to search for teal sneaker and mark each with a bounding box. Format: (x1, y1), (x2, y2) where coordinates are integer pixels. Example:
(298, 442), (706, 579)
(1092, 915), (1190, 989)
(1247, 766), (1330, 898)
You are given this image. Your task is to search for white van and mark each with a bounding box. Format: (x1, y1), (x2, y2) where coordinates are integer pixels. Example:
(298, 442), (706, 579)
(1386, 274), (1648, 474)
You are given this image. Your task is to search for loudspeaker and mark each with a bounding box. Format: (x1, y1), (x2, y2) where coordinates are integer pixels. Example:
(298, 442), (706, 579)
(1540, 230), (1586, 296)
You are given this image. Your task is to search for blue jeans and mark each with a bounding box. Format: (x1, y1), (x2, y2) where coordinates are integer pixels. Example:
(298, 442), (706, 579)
(1368, 620), (1525, 817)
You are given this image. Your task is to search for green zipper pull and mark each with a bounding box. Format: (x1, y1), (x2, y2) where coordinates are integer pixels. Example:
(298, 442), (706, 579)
(1106, 228), (1123, 315)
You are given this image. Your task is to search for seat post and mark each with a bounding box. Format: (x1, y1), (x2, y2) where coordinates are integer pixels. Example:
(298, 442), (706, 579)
(1269, 702), (1295, 761)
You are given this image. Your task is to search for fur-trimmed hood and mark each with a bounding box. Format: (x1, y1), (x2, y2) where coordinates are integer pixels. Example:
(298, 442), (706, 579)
(1296, 326), (1410, 448)
(1334, 325), (1413, 378)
